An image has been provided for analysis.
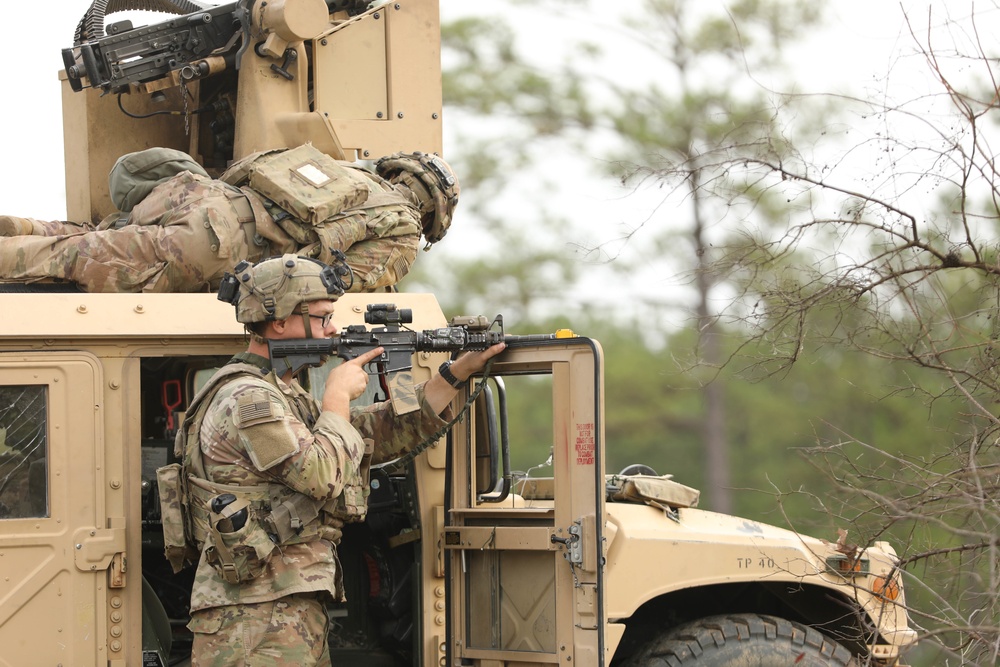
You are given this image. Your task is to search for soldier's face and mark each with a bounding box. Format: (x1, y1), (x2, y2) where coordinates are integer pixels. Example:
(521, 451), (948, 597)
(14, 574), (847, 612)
(273, 300), (338, 339)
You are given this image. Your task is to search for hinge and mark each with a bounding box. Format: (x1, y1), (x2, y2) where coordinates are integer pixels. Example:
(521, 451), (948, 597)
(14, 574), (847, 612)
(110, 552), (127, 588)
(551, 516), (599, 572)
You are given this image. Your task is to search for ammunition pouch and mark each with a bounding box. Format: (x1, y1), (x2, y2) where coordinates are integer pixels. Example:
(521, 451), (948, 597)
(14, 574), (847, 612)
(204, 498), (277, 585)
(265, 491), (325, 544)
(186, 475), (339, 582)
(155, 463), (198, 574)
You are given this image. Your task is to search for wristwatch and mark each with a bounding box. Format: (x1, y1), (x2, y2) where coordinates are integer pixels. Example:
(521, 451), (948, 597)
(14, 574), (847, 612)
(438, 360), (468, 388)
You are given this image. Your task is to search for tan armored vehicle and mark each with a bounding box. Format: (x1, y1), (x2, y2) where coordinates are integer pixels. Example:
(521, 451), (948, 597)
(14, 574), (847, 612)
(0, 0), (916, 665)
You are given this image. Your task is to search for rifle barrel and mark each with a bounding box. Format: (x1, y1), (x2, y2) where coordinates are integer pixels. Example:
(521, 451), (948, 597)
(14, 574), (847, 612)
(505, 334), (558, 344)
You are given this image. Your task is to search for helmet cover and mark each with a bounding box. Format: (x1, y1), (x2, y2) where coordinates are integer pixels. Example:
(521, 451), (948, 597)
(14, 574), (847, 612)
(220, 254), (346, 324)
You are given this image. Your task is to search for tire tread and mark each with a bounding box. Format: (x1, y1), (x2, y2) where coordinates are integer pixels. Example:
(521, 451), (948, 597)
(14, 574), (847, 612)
(623, 613), (855, 666)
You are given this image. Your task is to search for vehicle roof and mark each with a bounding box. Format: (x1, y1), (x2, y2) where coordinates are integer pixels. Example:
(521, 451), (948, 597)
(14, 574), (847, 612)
(0, 292), (448, 339)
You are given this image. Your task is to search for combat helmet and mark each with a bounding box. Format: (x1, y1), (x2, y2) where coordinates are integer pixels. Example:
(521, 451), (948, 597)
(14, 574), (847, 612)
(375, 152), (459, 245)
(217, 254), (349, 336)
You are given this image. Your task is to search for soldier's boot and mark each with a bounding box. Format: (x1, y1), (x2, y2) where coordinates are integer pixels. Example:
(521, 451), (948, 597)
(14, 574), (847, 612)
(0, 216), (35, 237)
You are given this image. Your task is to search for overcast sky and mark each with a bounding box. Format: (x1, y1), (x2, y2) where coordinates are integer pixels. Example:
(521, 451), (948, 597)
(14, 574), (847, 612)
(0, 1), (951, 219)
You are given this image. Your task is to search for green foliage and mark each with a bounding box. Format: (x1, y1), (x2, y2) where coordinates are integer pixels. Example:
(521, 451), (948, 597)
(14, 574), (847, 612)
(436, 0), (1000, 661)
(441, 17), (594, 137)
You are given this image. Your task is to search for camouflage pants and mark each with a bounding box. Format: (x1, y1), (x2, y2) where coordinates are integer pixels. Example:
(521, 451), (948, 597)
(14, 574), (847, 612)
(0, 174), (261, 292)
(188, 594), (332, 667)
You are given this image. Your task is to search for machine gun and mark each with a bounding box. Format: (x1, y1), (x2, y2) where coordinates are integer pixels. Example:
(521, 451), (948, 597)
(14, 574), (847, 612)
(61, 0), (381, 95)
(63, 1), (244, 94)
(267, 304), (556, 414)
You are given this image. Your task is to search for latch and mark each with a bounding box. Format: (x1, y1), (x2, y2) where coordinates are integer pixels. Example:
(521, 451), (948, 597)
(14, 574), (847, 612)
(73, 524), (126, 572)
(551, 521), (583, 565)
(551, 516), (599, 572)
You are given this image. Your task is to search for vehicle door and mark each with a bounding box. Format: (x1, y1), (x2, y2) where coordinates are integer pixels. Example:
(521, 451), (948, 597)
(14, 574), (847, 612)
(0, 353), (120, 666)
(444, 339), (608, 667)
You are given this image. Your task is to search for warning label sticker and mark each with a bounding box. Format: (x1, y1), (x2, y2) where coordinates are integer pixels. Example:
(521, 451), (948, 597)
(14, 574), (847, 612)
(575, 422), (595, 466)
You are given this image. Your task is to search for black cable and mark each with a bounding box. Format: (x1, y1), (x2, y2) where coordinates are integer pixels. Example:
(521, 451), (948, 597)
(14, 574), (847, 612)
(383, 356), (497, 475)
(117, 93), (213, 119)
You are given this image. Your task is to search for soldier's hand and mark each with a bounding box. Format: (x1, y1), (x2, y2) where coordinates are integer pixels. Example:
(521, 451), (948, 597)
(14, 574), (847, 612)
(450, 342), (506, 382)
(321, 346), (383, 417)
(425, 342), (506, 416)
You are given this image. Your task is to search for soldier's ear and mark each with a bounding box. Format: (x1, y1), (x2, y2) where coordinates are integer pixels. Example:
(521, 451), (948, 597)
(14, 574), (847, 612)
(270, 318), (288, 335)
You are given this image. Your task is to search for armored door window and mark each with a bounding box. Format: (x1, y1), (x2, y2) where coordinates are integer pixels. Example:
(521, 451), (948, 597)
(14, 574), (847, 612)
(0, 385), (48, 519)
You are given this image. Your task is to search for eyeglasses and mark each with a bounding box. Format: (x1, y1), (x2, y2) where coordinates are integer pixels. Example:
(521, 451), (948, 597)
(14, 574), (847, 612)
(308, 313), (334, 328)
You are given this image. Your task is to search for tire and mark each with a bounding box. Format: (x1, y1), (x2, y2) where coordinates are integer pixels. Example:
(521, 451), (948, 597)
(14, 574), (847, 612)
(623, 613), (856, 666)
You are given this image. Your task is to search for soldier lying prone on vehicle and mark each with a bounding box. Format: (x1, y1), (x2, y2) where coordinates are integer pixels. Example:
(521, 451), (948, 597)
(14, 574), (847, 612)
(0, 144), (458, 293)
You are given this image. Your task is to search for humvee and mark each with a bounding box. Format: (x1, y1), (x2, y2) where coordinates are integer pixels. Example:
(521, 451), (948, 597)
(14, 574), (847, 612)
(0, 0), (916, 665)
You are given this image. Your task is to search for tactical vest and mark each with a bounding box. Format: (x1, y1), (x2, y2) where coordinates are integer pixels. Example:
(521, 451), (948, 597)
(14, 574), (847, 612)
(220, 144), (415, 253)
(156, 362), (372, 581)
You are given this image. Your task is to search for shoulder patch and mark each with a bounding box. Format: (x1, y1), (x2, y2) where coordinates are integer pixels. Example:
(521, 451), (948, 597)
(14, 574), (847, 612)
(234, 388), (285, 428)
(233, 387), (298, 470)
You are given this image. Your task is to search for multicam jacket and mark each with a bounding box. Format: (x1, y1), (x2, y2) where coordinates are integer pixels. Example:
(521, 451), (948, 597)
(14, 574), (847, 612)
(188, 352), (449, 612)
(0, 159), (422, 293)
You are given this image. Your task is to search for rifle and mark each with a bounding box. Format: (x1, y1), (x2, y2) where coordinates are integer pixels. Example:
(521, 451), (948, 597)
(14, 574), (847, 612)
(267, 304), (555, 414)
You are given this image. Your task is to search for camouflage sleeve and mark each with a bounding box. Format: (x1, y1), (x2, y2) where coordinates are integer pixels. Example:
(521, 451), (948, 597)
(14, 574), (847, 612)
(207, 377), (366, 502)
(342, 232), (419, 292)
(350, 381), (451, 465)
(262, 409), (367, 502)
(315, 208), (420, 292)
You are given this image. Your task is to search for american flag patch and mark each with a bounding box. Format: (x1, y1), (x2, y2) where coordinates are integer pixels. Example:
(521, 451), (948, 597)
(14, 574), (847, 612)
(234, 388), (283, 426)
(238, 400), (272, 422)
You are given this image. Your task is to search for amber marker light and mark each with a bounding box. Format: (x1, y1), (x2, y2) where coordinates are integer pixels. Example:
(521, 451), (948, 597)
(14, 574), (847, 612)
(825, 555), (870, 577)
(871, 574), (901, 601)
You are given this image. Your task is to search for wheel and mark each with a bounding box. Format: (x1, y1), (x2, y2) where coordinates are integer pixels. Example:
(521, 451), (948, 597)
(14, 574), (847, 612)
(622, 613), (856, 666)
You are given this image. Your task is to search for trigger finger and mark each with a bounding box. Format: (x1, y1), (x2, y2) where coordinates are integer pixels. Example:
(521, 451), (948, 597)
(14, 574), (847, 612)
(353, 346), (384, 365)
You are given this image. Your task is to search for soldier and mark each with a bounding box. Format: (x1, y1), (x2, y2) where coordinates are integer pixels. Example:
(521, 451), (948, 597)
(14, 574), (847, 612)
(0, 144), (458, 293)
(174, 254), (503, 666)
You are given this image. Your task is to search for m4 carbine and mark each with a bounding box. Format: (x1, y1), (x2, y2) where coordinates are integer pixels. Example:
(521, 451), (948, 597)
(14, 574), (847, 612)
(268, 303), (557, 414)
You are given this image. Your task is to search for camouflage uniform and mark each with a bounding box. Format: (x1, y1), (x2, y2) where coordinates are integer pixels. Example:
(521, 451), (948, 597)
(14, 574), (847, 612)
(0, 172), (270, 292)
(0, 148), (429, 293)
(186, 352), (449, 666)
